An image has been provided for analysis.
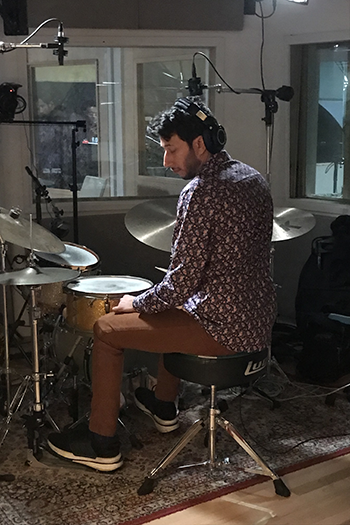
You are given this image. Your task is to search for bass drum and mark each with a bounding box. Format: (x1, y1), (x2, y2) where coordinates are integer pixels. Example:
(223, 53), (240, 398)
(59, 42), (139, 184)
(63, 275), (153, 333)
(36, 242), (100, 315)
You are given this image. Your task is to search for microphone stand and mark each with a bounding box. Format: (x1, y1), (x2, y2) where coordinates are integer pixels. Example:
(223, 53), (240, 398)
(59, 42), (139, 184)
(201, 83), (290, 184)
(4, 119), (86, 244)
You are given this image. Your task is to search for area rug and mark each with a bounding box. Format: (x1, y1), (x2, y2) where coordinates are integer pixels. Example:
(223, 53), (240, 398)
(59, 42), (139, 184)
(1, 374), (350, 525)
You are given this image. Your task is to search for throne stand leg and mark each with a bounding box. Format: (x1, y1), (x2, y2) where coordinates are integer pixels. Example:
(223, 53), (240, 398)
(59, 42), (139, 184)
(138, 418), (205, 495)
(216, 416), (291, 497)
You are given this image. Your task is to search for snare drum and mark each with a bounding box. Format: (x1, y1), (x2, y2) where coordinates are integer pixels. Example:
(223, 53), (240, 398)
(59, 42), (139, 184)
(36, 242), (100, 314)
(63, 275), (153, 332)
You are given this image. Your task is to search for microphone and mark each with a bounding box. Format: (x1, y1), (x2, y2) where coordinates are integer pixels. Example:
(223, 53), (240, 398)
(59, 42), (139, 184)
(186, 61), (207, 96)
(53, 22), (68, 65)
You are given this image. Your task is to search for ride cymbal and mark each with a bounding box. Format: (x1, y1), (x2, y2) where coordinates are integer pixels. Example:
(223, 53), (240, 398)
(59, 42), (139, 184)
(125, 197), (176, 252)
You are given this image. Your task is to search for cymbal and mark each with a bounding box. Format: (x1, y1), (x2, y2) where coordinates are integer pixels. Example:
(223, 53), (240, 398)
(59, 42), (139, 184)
(125, 198), (316, 251)
(0, 266), (79, 286)
(0, 207), (64, 253)
(272, 207), (316, 242)
(125, 197), (177, 252)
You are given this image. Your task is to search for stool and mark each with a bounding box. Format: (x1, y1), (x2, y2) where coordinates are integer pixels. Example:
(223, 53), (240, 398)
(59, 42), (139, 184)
(138, 348), (290, 497)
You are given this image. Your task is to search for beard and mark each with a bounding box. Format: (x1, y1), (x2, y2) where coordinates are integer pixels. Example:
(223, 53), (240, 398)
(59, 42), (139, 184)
(182, 149), (202, 180)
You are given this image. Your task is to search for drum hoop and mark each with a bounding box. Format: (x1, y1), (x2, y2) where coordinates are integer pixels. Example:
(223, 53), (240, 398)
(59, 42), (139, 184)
(62, 242), (100, 271)
(37, 241), (100, 272)
(63, 275), (153, 298)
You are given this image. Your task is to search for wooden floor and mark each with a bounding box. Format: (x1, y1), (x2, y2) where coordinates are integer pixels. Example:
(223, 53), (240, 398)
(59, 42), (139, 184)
(148, 453), (350, 525)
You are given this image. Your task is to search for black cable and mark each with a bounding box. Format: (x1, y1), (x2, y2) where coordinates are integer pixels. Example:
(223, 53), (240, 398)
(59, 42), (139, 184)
(192, 51), (242, 95)
(257, 2), (266, 90)
(255, 0), (277, 20)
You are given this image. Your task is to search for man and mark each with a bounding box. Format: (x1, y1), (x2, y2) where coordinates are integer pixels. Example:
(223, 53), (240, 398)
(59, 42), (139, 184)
(48, 97), (276, 471)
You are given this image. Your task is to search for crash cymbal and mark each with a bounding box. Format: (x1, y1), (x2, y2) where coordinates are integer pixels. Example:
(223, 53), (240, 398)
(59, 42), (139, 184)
(0, 207), (64, 253)
(0, 266), (79, 286)
(125, 197), (177, 252)
(125, 198), (316, 250)
(272, 207), (316, 242)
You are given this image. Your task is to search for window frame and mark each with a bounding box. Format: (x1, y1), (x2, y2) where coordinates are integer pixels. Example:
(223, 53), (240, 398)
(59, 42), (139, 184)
(287, 29), (350, 217)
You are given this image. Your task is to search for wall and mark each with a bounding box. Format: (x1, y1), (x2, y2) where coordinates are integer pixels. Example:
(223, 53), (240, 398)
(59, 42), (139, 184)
(0, 0), (350, 324)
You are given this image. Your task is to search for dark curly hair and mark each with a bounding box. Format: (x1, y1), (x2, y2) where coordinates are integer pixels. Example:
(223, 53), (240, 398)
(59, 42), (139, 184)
(147, 96), (215, 148)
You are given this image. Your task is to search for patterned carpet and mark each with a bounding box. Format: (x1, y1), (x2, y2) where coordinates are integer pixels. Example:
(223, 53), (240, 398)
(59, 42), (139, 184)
(1, 370), (350, 525)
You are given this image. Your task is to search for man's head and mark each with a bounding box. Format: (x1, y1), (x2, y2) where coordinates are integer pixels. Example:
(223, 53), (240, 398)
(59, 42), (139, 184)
(147, 97), (226, 180)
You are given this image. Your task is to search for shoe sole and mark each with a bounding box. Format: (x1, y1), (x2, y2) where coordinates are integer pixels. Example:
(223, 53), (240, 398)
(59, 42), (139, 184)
(134, 396), (179, 433)
(48, 442), (123, 472)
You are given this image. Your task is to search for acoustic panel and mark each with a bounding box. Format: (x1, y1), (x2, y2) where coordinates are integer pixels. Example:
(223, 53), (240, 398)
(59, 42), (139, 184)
(26, 0), (244, 31)
(138, 0), (244, 31)
(26, 0), (138, 30)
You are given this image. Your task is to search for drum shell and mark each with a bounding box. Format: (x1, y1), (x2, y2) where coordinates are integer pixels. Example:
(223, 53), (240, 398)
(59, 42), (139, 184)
(63, 275), (153, 333)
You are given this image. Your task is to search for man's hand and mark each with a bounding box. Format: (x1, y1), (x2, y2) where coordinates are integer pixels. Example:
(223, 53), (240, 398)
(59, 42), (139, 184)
(112, 294), (136, 314)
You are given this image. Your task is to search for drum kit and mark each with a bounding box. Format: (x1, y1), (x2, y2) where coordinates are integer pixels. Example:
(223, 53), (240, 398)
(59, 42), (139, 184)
(0, 206), (152, 464)
(0, 197), (315, 467)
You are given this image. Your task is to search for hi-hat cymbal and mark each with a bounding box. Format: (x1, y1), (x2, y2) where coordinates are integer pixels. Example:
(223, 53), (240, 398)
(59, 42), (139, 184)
(0, 207), (64, 253)
(0, 266), (79, 286)
(272, 207), (316, 242)
(125, 198), (316, 251)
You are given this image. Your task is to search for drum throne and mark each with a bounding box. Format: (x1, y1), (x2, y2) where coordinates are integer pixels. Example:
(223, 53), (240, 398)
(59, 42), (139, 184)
(138, 348), (291, 498)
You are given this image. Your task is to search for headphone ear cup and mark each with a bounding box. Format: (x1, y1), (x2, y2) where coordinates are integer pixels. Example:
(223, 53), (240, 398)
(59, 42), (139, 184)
(202, 124), (227, 154)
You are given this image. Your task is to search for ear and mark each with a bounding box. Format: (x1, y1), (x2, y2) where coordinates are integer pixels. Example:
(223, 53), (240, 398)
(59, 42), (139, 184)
(192, 135), (207, 156)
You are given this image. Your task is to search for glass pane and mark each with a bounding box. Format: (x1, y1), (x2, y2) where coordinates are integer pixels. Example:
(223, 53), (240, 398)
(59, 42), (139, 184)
(292, 42), (349, 201)
(138, 57), (208, 179)
(31, 63), (98, 191)
(315, 45), (347, 197)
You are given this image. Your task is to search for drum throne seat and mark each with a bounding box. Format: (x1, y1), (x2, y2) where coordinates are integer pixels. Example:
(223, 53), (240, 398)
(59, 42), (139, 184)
(138, 348), (290, 498)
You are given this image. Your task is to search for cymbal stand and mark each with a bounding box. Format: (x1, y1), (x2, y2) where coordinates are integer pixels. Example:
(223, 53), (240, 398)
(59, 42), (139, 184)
(0, 238), (16, 480)
(0, 238), (12, 419)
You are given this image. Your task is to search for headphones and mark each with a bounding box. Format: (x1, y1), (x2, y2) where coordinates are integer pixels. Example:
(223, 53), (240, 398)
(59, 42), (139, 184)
(174, 97), (227, 154)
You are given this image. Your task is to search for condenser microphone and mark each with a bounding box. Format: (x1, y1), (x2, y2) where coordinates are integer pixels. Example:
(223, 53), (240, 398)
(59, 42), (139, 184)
(186, 62), (207, 96)
(53, 22), (68, 65)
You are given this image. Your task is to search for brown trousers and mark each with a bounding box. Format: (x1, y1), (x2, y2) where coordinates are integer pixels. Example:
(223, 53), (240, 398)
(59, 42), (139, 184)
(89, 308), (231, 436)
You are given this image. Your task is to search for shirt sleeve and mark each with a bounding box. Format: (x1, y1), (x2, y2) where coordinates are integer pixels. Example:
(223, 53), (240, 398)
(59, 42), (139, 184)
(132, 182), (213, 314)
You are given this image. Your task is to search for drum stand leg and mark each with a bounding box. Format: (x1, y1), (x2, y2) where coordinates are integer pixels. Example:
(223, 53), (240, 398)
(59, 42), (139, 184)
(1, 286), (60, 465)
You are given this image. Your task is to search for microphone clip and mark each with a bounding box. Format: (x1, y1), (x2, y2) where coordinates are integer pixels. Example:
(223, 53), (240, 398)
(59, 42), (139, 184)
(186, 76), (208, 97)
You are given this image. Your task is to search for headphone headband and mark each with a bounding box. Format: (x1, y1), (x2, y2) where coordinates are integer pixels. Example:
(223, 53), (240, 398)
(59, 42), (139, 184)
(174, 97), (227, 154)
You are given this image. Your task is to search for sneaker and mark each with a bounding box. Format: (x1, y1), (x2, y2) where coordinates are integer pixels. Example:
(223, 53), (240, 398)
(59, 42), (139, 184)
(47, 423), (123, 472)
(134, 387), (179, 433)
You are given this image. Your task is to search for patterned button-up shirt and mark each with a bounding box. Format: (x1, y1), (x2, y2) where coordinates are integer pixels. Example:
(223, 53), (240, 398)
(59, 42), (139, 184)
(133, 150), (276, 352)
